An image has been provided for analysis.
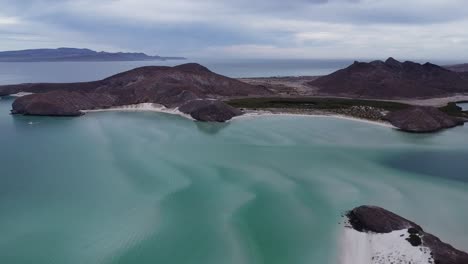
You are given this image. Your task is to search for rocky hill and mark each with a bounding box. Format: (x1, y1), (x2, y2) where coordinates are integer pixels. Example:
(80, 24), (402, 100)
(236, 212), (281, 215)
(385, 106), (465, 133)
(1, 63), (272, 121)
(310, 58), (468, 98)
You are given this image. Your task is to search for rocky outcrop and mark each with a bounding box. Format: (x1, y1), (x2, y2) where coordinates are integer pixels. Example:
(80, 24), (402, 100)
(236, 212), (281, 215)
(385, 106), (465, 133)
(179, 100), (243, 122)
(310, 58), (468, 98)
(346, 206), (468, 264)
(2, 63), (272, 122)
(347, 205), (422, 233)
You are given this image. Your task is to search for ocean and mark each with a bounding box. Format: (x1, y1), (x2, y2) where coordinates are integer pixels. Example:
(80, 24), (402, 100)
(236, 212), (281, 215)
(0, 61), (467, 264)
(0, 59), (352, 85)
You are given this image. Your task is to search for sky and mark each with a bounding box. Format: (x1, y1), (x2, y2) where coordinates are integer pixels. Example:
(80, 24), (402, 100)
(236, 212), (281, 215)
(0, 0), (468, 60)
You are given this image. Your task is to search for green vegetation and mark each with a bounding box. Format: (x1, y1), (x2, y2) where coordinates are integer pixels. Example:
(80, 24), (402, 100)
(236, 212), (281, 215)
(226, 97), (410, 111)
(439, 102), (468, 117)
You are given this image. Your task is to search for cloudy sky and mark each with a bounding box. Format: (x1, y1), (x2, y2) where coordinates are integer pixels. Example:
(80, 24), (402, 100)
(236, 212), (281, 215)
(0, 0), (467, 60)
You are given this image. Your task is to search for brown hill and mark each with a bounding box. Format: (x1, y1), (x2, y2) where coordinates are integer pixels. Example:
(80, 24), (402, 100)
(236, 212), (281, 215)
(385, 106), (465, 133)
(310, 58), (468, 99)
(1, 63), (272, 121)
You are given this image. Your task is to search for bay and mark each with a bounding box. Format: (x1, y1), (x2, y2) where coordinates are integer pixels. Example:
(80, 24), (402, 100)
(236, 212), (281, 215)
(0, 61), (467, 264)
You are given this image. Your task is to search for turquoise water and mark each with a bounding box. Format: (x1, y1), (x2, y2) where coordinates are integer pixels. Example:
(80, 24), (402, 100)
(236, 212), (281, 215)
(1, 96), (468, 264)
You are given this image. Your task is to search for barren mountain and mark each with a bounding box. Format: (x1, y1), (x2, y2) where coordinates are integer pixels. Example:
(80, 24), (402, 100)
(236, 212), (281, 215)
(1, 63), (272, 121)
(310, 58), (468, 99)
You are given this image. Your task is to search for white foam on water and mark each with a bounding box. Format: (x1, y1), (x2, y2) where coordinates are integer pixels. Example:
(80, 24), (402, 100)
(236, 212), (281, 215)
(339, 227), (433, 264)
(81, 103), (194, 120)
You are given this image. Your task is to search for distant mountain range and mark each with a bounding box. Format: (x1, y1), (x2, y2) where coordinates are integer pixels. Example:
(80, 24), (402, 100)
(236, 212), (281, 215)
(0, 48), (186, 62)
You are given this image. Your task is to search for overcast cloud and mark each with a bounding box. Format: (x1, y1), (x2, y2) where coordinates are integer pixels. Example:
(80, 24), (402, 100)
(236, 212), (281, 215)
(0, 0), (467, 60)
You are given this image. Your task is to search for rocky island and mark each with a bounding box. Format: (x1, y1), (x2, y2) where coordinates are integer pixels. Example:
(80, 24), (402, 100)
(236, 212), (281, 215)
(1, 59), (467, 131)
(342, 206), (468, 264)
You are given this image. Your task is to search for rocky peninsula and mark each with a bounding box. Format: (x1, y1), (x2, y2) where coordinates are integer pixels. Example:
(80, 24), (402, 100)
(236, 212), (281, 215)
(342, 206), (468, 264)
(1, 63), (271, 122)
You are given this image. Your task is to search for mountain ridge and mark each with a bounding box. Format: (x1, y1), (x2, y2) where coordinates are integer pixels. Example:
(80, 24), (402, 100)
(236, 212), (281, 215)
(0, 47), (186, 62)
(310, 57), (468, 98)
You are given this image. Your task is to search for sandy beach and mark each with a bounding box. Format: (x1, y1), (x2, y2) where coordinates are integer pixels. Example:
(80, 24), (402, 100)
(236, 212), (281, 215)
(233, 109), (395, 128)
(81, 103), (194, 120)
(81, 103), (394, 128)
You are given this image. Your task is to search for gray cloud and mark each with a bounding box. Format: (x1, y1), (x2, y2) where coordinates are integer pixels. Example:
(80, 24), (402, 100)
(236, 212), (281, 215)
(0, 0), (467, 60)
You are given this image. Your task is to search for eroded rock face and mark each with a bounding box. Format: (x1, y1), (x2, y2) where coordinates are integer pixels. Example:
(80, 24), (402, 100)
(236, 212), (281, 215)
(310, 58), (468, 98)
(385, 106), (465, 133)
(179, 100), (243, 122)
(346, 206), (468, 264)
(2, 63), (270, 121)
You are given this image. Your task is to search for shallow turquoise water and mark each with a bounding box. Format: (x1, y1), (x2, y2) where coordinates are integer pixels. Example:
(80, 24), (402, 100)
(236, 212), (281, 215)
(0, 97), (467, 264)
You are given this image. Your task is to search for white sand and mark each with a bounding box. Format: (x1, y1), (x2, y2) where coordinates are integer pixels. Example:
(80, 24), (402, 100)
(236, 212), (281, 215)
(82, 104), (396, 128)
(339, 227), (433, 264)
(233, 111), (395, 128)
(81, 103), (194, 120)
(9, 92), (34, 97)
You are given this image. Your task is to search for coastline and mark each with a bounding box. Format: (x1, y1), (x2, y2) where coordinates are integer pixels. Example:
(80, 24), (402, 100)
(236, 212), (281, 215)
(82, 103), (395, 128)
(339, 227), (433, 264)
(81, 103), (194, 120)
(233, 109), (395, 128)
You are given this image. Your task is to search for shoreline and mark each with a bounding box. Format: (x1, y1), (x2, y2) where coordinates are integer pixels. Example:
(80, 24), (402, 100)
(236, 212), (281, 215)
(81, 103), (194, 120)
(339, 226), (433, 264)
(233, 110), (395, 128)
(80, 103), (395, 128)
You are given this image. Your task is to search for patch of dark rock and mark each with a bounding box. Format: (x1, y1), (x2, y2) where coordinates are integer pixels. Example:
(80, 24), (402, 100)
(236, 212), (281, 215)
(408, 227), (421, 235)
(179, 100), (243, 122)
(407, 233), (422, 247)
